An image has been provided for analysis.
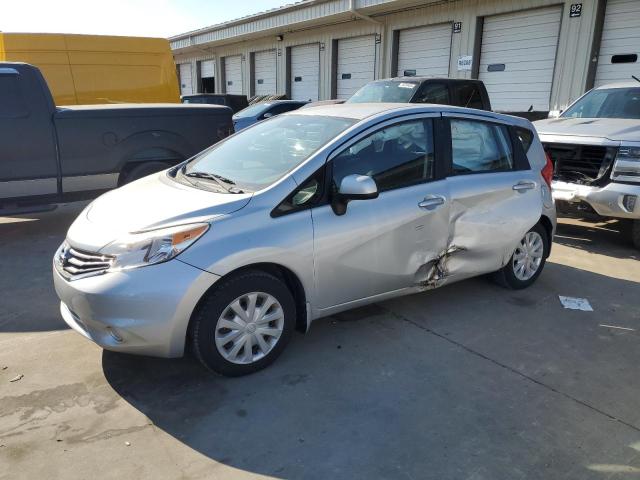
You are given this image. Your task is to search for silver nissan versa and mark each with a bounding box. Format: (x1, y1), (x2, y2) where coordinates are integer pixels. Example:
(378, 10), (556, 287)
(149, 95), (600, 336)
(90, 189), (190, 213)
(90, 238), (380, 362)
(53, 103), (556, 376)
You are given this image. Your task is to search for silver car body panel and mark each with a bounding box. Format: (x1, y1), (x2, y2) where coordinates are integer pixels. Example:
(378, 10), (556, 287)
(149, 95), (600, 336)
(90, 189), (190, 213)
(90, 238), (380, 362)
(56, 103), (555, 357)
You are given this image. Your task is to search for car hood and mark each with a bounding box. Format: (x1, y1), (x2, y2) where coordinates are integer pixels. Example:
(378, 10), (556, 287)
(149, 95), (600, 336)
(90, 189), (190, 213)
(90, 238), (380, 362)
(66, 171), (252, 252)
(534, 117), (640, 142)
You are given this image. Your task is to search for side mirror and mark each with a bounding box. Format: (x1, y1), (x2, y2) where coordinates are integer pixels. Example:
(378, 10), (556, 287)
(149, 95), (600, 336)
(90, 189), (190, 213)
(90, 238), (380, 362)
(332, 174), (378, 215)
(547, 110), (562, 119)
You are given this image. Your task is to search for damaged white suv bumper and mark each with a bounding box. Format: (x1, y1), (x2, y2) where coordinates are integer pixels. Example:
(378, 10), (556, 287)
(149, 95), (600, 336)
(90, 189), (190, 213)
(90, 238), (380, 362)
(552, 180), (640, 219)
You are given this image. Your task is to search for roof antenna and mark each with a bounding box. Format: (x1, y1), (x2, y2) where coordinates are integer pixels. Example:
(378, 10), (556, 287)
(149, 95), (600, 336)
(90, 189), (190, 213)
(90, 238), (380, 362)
(527, 105), (534, 112)
(632, 75), (640, 83)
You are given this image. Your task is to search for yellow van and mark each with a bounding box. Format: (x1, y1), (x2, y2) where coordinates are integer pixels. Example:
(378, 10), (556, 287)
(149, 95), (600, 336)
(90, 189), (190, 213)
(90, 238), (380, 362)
(0, 33), (180, 105)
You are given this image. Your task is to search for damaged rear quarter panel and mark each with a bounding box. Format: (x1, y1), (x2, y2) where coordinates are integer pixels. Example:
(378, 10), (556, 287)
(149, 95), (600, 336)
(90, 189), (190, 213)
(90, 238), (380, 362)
(442, 172), (541, 282)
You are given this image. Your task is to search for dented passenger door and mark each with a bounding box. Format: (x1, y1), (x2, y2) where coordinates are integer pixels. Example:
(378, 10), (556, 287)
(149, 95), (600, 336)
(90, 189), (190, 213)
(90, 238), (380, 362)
(311, 114), (451, 310)
(440, 113), (541, 282)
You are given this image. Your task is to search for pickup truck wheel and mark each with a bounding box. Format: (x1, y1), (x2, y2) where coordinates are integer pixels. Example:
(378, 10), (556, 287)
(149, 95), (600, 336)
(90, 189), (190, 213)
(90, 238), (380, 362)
(632, 220), (640, 250)
(121, 161), (169, 185)
(493, 223), (549, 290)
(191, 270), (295, 376)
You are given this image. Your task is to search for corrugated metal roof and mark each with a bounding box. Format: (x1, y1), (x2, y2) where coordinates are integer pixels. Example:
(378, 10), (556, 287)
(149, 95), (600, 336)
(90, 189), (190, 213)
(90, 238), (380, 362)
(170, 0), (402, 50)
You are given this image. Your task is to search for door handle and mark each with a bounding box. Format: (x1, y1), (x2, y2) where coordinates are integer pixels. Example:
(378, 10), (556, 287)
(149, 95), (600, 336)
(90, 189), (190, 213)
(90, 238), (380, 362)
(512, 181), (536, 192)
(418, 195), (446, 210)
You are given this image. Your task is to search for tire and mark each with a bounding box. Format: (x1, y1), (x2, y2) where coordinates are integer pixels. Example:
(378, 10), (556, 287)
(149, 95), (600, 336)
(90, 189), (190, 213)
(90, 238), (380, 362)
(121, 161), (169, 185)
(493, 223), (549, 290)
(191, 270), (296, 376)
(632, 220), (640, 250)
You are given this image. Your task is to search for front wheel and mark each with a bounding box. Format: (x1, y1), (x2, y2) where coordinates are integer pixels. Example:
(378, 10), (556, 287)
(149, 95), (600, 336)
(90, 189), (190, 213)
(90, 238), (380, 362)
(493, 223), (549, 290)
(191, 270), (296, 376)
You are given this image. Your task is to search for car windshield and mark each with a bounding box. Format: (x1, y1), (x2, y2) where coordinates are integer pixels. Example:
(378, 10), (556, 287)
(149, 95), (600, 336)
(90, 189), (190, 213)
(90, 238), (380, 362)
(562, 87), (640, 119)
(347, 81), (419, 103)
(180, 115), (356, 192)
(234, 103), (271, 119)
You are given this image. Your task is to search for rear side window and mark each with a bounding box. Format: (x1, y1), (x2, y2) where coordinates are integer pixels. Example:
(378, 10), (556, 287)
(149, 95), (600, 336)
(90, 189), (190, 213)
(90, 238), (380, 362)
(414, 83), (449, 104)
(450, 119), (514, 174)
(455, 83), (484, 110)
(0, 74), (29, 118)
(515, 127), (534, 152)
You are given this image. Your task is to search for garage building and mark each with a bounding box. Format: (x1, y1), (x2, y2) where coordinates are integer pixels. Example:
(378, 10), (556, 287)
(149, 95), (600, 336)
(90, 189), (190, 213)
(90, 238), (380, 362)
(173, 0), (632, 116)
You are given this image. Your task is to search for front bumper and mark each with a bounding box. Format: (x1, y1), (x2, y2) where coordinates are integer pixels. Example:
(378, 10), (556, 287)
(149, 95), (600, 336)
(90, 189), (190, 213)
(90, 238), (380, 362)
(53, 259), (220, 358)
(552, 180), (640, 219)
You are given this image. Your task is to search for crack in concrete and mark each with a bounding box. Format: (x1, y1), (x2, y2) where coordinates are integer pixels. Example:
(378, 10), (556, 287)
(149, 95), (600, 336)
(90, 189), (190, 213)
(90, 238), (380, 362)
(381, 305), (640, 434)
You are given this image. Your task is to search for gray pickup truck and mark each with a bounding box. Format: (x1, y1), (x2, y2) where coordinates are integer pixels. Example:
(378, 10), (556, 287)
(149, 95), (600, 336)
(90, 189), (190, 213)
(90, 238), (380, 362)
(0, 63), (233, 210)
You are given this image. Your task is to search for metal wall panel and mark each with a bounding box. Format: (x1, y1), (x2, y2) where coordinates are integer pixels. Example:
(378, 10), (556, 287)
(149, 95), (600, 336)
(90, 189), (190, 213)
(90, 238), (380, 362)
(201, 59), (215, 78)
(173, 0), (601, 112)
(337, 35), (376, 99)
(595, 0), (640, 86)
(291, 43), (320, 101)
(397, 23), (452, 77)
(224, 55), (243, 94)
(254, 50), (277, 95)
(479, 6), (562, 112)
(178, 63), (193, 95)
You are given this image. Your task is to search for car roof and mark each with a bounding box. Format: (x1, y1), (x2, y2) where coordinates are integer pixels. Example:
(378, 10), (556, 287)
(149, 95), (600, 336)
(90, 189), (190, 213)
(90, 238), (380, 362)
(373, 76), (481, 83)
(594, 81), (640, 90)
(289, 102), (531, 127)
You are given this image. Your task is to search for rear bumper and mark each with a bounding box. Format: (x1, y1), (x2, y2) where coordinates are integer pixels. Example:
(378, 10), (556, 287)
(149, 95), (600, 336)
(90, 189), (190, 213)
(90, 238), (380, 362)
(552, 181), (640, 219)
(53, 259), (220, 358)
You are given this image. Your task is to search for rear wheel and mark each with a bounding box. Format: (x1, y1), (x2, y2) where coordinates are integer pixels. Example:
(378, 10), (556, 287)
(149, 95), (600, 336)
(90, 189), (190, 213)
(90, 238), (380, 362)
(121, 161), (170, 185)
(493, 223), (549, 289)
(191, 270), (295, 376)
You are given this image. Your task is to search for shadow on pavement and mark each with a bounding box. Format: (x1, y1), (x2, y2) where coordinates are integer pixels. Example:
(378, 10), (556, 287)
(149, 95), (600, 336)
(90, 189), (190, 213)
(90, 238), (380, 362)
(554, 217), (637, 260)
(0, 202), (87, 333)
(102, 260), (640, 480)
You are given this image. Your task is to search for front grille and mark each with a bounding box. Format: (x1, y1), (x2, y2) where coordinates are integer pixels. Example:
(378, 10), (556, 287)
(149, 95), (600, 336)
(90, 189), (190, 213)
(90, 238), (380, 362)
(56, 243), (114, 279)
(544, 143), (617, 185)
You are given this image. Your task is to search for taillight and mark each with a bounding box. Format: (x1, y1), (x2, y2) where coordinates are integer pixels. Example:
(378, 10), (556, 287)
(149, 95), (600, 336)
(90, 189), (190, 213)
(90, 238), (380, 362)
(541, 151), (554, 187)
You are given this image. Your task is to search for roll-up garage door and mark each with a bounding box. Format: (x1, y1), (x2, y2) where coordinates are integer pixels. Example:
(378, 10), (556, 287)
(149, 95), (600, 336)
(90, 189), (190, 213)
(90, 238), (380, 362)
(337, 35), (376, 100)
(479, 6), (562, 112)
(224, 55), (243, 95)
(291, 43), (320, 101)
(397, 23), (452, 77)
(595, 0), (640, 86)
(201, 60), (215, 79)
(200, 60), (215, 93)
(179, 63), (193, 95)
(254, 50), (277, 96)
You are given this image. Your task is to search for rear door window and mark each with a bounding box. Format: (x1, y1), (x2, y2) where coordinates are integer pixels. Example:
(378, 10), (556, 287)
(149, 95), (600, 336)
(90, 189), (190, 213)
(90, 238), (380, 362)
(454, 83), (484, 109)
(449, 119), (514, 174)
(414, 83), (450, 104)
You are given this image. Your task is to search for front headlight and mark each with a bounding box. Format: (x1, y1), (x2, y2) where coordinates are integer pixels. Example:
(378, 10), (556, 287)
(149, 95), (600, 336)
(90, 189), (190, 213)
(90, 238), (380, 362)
(612, 146), (640, 183)
(102, 223), (209, 271)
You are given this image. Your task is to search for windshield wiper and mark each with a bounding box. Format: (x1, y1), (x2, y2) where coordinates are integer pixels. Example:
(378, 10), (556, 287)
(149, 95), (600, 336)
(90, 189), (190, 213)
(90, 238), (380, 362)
(182, 169), (244, 193)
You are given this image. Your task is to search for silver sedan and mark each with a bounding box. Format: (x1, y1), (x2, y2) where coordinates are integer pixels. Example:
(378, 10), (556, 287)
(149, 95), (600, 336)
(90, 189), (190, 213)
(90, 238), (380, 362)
(53, 103), (556, 376)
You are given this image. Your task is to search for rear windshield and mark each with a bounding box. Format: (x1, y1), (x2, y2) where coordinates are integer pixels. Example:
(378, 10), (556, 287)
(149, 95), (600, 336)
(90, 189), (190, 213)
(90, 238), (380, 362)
(347, 81), (419, 103)
(180, 115), (356, 192)
(562, 87), (640, 119)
